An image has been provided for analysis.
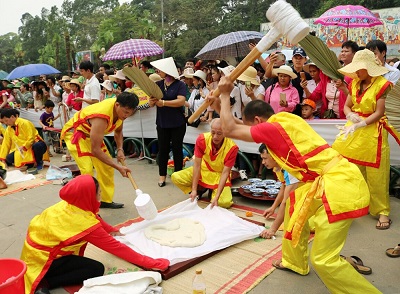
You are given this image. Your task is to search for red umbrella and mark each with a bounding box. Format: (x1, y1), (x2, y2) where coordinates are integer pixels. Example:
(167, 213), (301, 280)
(102, 39), (163, 61)
(314, 5), (383, 40)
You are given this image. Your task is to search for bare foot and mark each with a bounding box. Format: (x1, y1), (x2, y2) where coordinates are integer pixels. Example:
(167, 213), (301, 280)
(0, 177), (7, 189)
(376, 215), (392, 230)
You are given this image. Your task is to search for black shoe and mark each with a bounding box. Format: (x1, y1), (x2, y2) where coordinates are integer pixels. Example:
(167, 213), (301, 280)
(100, 201), (124, 209)
(35, 287), (50, 294)
(158, 181), (166, 187)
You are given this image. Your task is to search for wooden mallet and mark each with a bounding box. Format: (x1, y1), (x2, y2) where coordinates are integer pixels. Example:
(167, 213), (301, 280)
(188, 0), (310, 123)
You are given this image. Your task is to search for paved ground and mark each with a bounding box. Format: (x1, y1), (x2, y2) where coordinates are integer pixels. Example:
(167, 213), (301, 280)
(0, 152), (399, 293)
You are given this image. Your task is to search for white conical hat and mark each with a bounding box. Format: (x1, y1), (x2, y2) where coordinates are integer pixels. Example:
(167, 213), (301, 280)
(151, 57), (179, 79)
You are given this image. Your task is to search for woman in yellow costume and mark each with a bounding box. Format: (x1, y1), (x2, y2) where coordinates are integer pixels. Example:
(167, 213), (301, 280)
(217, 80), (381, 293)
(21, 175), (169, 294)
(333, 49), (400, 230)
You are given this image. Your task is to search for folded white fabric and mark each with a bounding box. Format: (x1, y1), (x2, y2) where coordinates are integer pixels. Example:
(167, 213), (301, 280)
(5, 170), (35, 185)
(75, 271), (163, 294)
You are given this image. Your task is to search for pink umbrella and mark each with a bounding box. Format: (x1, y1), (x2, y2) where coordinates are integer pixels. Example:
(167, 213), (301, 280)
(314, 5), (383, 40)
(102, 39), (163, 61)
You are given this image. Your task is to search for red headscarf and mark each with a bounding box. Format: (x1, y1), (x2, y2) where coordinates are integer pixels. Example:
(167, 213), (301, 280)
(59, 175), (100, 213)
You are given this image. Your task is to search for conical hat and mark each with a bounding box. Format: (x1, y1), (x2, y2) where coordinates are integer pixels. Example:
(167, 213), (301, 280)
(151, 57), (179, 79)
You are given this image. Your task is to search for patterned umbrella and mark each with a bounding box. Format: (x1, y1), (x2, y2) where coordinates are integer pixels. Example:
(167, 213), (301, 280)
(195, 31), (265, 60)
(6, 64), (60, 80)
(102, 39), (164, 61)
(314, 5), (383, 39)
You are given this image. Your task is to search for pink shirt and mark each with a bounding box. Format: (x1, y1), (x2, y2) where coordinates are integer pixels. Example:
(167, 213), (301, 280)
(264, 83), (299, 113)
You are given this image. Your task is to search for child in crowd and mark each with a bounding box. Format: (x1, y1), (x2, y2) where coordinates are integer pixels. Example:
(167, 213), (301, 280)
(65, 79), (83, 111)
(39, 100), (60, 156)
(258, 144), (299, 239)
(100, 80), (116, 100)
(301, 99), (317, 120)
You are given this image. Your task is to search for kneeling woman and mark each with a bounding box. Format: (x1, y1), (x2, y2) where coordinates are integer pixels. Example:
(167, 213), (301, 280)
(21, 175), (169, 294)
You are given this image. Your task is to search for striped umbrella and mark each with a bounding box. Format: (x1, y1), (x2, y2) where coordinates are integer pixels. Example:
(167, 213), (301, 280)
(195, 31), (266, 60)
(102, 39), (164, 61)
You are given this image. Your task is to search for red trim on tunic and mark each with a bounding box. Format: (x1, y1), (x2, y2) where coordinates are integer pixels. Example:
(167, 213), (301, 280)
(343, 127), (383, 168)
(224, 145), (239, 167)
(322, 193), (369, 222)
(376, 81), (392, 100)
(29, 223), (102, 293)
(301, 144), (330, 162)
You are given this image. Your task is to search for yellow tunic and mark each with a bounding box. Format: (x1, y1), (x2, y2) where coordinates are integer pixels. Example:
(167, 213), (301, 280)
(20, 201), (100, 294)
(333, 76), (393, 166)
(61, 98), (121, 203)
(61, 98), (121, 157)
(250, 113), (370, 246)
(198, 132), (238, 189)
(0, 117), (49, 167)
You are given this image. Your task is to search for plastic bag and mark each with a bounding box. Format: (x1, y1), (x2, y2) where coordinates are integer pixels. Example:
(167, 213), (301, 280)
(46, 164), (73, 180)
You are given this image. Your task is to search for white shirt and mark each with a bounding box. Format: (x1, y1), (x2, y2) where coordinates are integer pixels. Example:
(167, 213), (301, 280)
(238, 83), (265, 106)
(49, 84), (61, 103)
(187, 87), (209, 113)
(230, 86), (242, 119)
(384, 63), (400, 85)
(83, 75), (100, 108)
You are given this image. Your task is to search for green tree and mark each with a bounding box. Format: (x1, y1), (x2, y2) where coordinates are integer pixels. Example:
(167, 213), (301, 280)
(0, 33), (22, 71)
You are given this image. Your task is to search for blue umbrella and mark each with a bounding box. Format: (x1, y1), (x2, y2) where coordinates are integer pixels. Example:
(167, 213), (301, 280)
(6, 64), (60, 80)
(0, 70), (8, 79)
(195, 31), (266, 60)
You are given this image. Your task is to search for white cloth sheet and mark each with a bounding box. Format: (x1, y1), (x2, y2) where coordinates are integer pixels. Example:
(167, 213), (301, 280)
(4, 170), (35, 185)
(75, 271), (162, 294)
(119, 199), (264, 265)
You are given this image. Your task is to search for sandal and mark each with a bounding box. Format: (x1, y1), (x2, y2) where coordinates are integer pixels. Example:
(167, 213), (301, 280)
(341, 255), (372, 275)
(386, 244), (400, 258)
(272, 259), (290, 271)
(376, 219), (392, 230)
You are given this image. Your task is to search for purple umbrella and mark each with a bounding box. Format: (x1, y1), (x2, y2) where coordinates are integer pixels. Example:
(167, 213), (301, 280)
(102, 39), (164, 61)
(314, 5), (383, 40)
(6, 64), (60, 80)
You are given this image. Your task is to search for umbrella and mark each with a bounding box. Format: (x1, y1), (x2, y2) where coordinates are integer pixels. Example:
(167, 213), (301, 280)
(0, 70), (8, 80)
(314, 5), (383, 40)
(102, 39), (164, 61)
(6, 64), (60, 80)
(195, 31), (266, 60)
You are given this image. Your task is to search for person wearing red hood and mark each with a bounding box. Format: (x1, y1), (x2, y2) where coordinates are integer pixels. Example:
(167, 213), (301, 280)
(20, 175), (169, 294)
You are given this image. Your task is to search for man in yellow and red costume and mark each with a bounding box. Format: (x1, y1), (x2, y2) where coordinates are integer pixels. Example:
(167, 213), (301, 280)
(171, 118), (238, 208)
(61, 92), (137, 209)
(216, 77), (381, 293)
(0, 108), (49, 171)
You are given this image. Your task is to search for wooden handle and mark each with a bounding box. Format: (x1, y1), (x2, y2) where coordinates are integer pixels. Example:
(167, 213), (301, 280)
(120, 159), (139, 190)
(187, 47), (263, 124)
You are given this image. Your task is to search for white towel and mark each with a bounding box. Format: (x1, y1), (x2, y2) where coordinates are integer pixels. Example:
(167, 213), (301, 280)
(75, 271), (163, 294)
(4, 170), (35, 185)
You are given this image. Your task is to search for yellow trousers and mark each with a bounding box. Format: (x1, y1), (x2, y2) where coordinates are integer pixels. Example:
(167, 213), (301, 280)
(64, 133), (115, 203)
(357, 141), (390, 217)
(282, 197), (381, 293)
(171, 167), (233, 208)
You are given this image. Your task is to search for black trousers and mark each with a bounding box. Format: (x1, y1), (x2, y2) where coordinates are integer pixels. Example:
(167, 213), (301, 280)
(41, 255), (104, 289)
(156, 124), (186, 176)
(6, 141), (47, 166)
